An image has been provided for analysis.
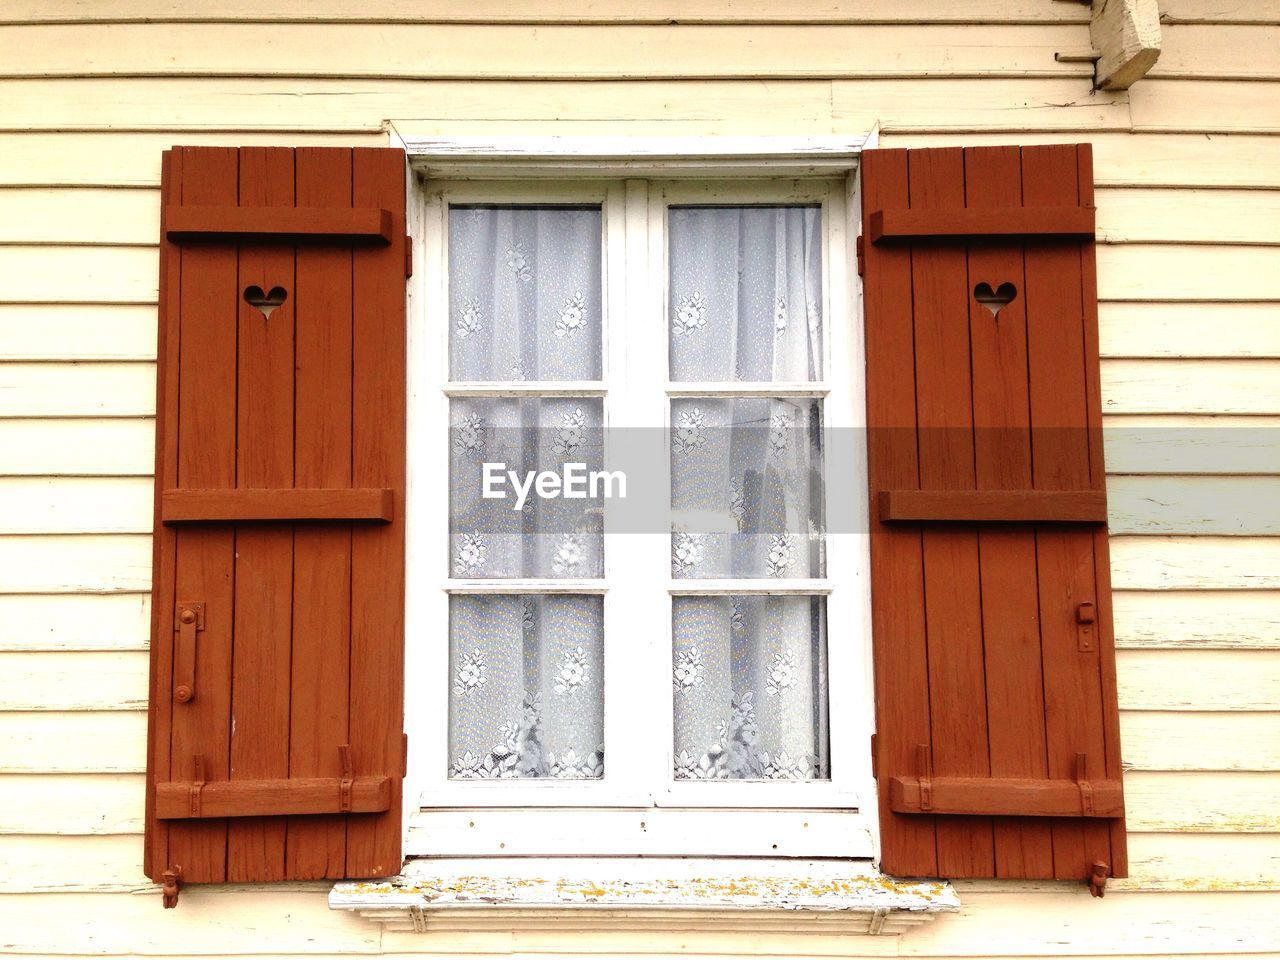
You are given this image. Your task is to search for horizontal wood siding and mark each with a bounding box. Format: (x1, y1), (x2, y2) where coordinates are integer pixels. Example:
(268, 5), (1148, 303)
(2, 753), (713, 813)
(0, 3), (1277, 957)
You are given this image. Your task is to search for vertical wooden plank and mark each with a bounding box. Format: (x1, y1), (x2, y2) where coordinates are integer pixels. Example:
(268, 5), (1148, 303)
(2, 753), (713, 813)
(908, 147), (994, 878)
(962, 145), (1053, 878)
(347, 147), (406, 878)
(227, 147), (295, 882)
(1077, 143), (1128, 879)
(287, 147), (355, 879)
(169, 146), (239, 884)
(861, 149), (937, 877)
(1021, 143), (1112, 881)
(144, 149), (179, 881)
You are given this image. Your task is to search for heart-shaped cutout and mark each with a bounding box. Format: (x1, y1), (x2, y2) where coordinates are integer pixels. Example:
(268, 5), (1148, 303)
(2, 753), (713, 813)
(973, 281), (1017, 318)
(243, 285), (288, 320)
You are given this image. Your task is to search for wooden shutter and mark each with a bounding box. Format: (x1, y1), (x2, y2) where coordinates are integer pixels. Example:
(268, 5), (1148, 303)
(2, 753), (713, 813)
(861, 144), (1127, 885)
(144, 146), (407, 891)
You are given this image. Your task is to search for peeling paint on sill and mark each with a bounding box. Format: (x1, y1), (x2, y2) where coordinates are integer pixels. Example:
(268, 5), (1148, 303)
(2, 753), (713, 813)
(329, 859), (960, 935)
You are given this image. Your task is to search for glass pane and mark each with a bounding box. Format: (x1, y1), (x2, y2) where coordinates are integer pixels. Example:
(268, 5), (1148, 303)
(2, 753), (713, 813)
(672, 595), (829, 780)
(449, 205), (603, 382)
(449, 594), (604, 779)
(450, 397), (604, 579)
(668, 205), (823, 382)
(670, 397), (824, 579)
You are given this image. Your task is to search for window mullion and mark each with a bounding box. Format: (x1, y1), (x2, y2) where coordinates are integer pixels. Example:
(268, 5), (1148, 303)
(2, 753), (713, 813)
(599, 178), (665, 803)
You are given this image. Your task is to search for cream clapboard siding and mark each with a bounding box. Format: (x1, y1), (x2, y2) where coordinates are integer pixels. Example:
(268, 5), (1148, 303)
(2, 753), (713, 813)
(0, 1), (1278, 957)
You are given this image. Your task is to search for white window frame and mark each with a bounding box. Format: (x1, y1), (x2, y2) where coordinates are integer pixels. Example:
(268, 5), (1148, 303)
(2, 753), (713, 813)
(401, 138), (876, 859)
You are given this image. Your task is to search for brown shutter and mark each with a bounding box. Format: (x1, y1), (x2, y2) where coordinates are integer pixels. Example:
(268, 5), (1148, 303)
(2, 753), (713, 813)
(145, 146), (407, 892)
(861, 144), (1127, 886)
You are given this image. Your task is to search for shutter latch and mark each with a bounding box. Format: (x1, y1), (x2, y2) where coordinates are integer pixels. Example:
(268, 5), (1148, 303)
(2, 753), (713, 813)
(174, 601), (205, 703)
(339, 744), (354, 813)
(856, 234), (865, 276)
(1076, 600), (1096, 652)
(1088, 860), (1110, 898)
(162, 864), (183, 909)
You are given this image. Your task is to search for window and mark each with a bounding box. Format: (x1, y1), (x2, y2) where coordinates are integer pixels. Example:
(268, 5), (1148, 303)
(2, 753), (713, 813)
(410, 177), (871, 856)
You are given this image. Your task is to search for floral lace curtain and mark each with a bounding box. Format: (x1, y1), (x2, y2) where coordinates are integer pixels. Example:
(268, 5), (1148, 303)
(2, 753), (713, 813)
(447, 207), (606, 780)
(673, 595), (828, 780)
(444, 203), (830, 783)
(450, 397), (604, 580)
(669, 396), (824, 581)
(669, 205), (823, 382)
(668, 206), (830, 781)
(449, 205), (603, 381)
(449, 595), (604, 779)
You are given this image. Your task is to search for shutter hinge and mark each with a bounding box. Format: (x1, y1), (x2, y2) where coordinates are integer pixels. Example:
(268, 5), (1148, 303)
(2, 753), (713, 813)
(161, 864), (183, 909)
(402, 732), (409, 778)
(870, 733), (878, 778)
(188, 754), (206, 818)
(1088, 861), (1110, 898)
(856, 234), (865, 276)
(914, 744), (933, 811)
(1074, 751), (1094, 816)
(338, 744), (354, 813)
(404, 236), (413, 278)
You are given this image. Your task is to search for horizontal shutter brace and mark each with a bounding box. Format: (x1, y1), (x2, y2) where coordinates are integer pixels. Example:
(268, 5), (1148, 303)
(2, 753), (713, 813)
(888, 745), (1123, 819)
(878, 489), (1106, 524)
(868, 205), (1095, 244)
(156, 778), (392, 820)
(165, 205), (394, 244)
(161, 488), (394, 524)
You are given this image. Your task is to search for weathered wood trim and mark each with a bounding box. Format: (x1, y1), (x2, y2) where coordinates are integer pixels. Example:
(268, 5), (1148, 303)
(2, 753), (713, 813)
(1091, 0), (1162, 89)
(404, 135), (866, 177)
(329, 863), (958, 935)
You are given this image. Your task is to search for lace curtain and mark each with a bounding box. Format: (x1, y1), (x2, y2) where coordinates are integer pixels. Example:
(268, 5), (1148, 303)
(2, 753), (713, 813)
(450, 397), (604, 580)
(445, 203), (829, 782)
(668, 205), (823, 382)
(672, 595), (828, 780)
(449, 205), (603, 382)
(667, 206), (829, 781)
(449, 595), (605, 779)
(448, 207), (606, 779)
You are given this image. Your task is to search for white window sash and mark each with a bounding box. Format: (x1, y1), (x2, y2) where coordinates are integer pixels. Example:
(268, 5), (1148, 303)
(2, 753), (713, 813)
(404, 164), (876, 852)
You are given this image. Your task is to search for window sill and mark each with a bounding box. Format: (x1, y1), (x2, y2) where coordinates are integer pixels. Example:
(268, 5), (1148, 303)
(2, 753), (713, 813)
(329, 858), (959, 936)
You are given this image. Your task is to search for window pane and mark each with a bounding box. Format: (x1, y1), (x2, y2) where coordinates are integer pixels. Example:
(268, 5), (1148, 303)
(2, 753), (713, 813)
(449, 205), (603, 382)
(451, 397), (604, 579)
(449, 594), (604, 779)
(669, 205), (823, 382)
(672, 595), (829, 780)
(670, 397), (824, 579)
